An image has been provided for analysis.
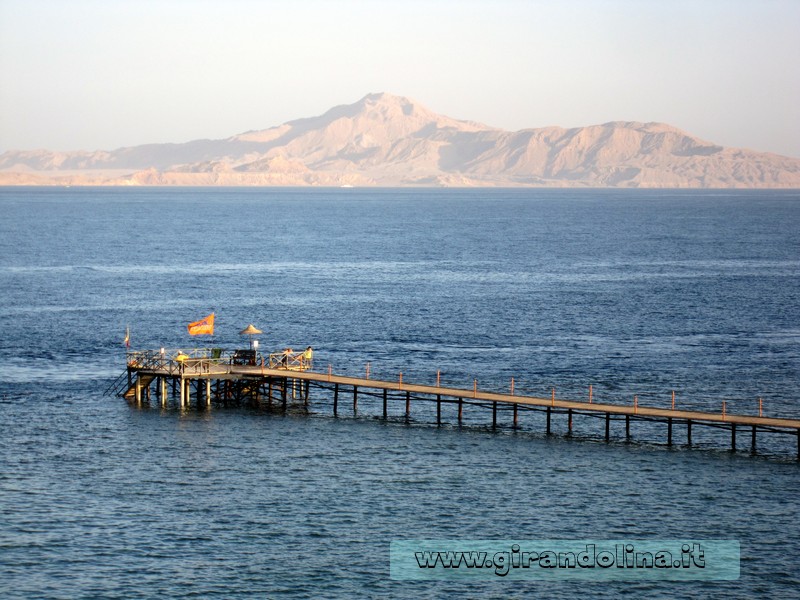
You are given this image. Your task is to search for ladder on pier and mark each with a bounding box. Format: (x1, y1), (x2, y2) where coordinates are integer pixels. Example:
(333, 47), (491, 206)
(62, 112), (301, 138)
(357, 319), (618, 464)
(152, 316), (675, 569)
(122, 374), (155, 401)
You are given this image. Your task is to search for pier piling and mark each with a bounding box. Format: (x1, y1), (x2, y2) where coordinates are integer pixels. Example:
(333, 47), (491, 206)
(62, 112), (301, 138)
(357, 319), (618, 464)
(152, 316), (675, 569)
(333, 383), (339, 416)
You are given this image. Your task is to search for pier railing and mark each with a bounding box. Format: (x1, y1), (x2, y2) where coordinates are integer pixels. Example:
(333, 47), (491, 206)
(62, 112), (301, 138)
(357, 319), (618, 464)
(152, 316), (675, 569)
(268, 351), (312, 371)
(125, 348), (312, 376)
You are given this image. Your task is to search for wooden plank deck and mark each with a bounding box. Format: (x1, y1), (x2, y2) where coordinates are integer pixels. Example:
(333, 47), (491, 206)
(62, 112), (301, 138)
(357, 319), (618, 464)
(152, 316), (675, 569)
(242, 366), (800, 430)
(132, 361), (800, 431)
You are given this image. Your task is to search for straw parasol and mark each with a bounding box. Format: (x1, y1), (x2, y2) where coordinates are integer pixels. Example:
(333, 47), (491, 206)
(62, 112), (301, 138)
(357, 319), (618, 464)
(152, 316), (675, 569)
(239, 324), (262, 336)
(239, 324), (263, 350)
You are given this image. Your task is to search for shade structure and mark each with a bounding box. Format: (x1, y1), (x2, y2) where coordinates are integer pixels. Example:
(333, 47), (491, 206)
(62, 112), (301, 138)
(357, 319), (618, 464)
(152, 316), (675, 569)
(239, 324), (263, 335)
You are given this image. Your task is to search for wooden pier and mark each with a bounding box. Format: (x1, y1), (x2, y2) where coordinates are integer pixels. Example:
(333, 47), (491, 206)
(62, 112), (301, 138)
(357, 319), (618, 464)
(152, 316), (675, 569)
(112, 349), (800, 460)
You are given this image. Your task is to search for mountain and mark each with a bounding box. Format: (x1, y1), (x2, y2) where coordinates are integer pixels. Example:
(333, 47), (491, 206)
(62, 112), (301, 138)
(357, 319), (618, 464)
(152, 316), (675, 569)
(2, 92), (799, 188)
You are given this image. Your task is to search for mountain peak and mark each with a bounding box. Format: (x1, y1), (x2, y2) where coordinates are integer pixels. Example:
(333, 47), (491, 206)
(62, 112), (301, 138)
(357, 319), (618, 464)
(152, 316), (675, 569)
(324, 91), (431, 123)
(359, 91), (408, 104)
(355, 92), (423, 115)
(233, 92), (488, 146)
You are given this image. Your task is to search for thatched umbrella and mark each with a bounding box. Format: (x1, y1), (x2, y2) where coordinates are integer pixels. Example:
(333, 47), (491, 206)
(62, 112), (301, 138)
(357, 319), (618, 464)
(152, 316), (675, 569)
(239, 324), (263, 350)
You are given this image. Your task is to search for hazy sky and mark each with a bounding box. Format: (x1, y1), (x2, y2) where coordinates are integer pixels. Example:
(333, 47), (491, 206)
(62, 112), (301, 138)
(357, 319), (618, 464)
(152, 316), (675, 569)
(1, 0), (798, 156)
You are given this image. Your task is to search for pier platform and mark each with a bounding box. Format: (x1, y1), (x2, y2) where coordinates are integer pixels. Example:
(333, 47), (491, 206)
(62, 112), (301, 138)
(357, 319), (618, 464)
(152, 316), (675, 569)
(111, 348), (800, 460)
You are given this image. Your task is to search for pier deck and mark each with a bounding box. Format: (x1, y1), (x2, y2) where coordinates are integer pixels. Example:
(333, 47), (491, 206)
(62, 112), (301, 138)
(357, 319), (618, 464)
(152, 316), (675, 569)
(114, 349), (800, 459)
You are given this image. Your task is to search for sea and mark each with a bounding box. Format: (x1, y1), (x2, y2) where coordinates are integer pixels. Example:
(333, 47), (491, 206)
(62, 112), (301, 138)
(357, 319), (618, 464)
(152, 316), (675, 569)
(1, 186), (799, 598)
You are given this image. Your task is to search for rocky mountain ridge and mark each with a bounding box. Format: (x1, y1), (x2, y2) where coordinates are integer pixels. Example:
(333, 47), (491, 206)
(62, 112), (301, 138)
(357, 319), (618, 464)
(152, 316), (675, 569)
(2, 92), (798, 187)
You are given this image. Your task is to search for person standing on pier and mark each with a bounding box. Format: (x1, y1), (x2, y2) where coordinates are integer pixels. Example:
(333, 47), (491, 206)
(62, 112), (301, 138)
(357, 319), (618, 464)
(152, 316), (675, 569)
(176, 350), (189, 373)
(281, 348), (293, 367)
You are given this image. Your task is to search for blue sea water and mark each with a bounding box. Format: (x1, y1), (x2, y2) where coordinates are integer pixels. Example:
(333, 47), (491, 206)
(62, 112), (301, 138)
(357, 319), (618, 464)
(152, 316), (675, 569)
(1, 186), (799, 598)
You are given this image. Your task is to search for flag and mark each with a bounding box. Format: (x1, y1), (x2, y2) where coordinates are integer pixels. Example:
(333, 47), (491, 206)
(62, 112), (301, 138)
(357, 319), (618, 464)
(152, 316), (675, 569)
(124, 325), (130, 348)
(188, 313), (215, 336)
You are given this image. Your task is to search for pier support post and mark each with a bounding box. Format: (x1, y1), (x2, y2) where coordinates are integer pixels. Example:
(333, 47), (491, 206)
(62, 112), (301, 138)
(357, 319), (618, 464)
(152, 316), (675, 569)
(281, 379), (287, 411)
(568, 409), (573, 435)
(604, 412), (609, 441)
(437, 395), (441, 426)
(206, 379), (211, 408)
(731, 424), (736, 452)
(135, 378), (142, 406)
(687, 420), (693, 447)
(751, 426), (757, 455)
(625, 415), (630, 441)
(667, 418), (673, 446)
(458, 398), (463, 424)
(161, 377), (167, 408)
(547, 407), (552, 435)
(304, 381), (310, 406)
(405, 391), (411, 420)
(383, 389), (388, 419)
(179, 376), (185, 408)
(333, 383), (339, 416)
(353, 386), (358, 414)
(492, 402), (497, 428)
(513, 404), (518, 428)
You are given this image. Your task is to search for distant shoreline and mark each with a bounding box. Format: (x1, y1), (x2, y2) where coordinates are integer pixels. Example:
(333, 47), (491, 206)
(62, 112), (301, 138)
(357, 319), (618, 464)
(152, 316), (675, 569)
(2, 181), (799, 192)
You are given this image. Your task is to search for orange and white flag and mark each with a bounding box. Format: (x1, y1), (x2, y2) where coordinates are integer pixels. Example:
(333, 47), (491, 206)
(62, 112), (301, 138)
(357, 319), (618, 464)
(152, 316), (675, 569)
(187, 313), (215, 336)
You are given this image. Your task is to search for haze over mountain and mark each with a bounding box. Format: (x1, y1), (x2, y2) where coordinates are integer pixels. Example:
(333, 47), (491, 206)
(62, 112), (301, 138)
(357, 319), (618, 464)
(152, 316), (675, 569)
(2, 93), (799, 188)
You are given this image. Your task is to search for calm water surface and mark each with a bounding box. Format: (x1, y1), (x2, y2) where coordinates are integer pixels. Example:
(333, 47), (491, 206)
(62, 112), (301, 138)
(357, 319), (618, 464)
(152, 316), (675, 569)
(1, 187), (799, 598)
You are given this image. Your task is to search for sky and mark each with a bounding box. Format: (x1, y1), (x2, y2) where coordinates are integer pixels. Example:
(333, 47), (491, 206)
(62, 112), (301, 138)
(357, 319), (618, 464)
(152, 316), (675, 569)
(1, 0), (798, 157)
